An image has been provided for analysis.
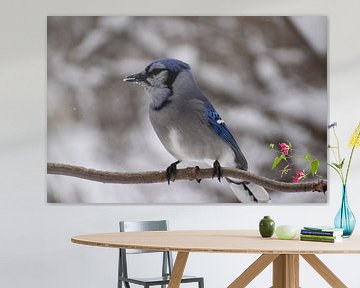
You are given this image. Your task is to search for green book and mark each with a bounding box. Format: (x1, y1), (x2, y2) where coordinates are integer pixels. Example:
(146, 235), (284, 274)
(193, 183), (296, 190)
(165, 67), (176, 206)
(300, 235), (343, 243)
(300, 234), (341, 240)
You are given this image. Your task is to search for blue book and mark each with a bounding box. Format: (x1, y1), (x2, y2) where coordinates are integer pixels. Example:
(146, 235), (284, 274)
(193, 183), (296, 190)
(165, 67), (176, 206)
(302, 226), (343, 236)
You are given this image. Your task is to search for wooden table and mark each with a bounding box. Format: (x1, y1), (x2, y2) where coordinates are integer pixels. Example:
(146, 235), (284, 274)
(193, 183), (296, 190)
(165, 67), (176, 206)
(72, 230), (360, 288)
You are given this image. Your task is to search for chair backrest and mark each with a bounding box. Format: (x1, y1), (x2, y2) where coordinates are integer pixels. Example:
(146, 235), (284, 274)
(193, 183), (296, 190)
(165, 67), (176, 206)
(118, 220), (174, 282)
(119, 220), (169, 254)
(120, 220), (168, 232)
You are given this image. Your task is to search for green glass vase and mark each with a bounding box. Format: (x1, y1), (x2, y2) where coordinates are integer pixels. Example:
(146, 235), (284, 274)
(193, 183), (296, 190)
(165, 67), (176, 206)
(259, 216), (275, 237)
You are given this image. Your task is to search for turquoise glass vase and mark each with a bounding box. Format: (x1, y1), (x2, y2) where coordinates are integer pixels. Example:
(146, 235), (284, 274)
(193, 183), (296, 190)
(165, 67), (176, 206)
(334, 185), (356, 237)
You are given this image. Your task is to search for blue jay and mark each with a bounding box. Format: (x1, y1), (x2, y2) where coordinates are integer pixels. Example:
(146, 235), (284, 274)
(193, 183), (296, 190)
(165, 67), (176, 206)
(123, 58), (270, 203)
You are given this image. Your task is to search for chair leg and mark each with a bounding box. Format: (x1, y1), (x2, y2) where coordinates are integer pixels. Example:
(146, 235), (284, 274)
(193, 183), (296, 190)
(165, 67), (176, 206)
(120, 280), (131, 288)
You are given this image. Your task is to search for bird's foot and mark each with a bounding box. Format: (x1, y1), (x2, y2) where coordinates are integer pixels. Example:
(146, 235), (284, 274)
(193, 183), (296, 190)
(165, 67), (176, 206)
(194, 166), (201, 183)
(166, 161), (180, 185)
(212, 160), (223, 182)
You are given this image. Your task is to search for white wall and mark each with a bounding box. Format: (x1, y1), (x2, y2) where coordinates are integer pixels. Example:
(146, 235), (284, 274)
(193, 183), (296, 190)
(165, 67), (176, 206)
(1, 1), (360, 287)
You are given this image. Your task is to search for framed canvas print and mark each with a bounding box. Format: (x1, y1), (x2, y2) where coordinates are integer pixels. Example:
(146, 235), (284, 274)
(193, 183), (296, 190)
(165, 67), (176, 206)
(47, 16), (327, 203)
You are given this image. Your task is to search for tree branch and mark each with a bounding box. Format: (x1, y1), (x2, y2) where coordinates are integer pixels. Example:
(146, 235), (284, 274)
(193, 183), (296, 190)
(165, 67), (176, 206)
(47, 162), (327, 193)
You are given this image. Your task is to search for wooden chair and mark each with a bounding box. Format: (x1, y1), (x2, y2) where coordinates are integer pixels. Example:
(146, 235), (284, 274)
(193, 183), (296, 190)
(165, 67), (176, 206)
(118, 220), (204, 288)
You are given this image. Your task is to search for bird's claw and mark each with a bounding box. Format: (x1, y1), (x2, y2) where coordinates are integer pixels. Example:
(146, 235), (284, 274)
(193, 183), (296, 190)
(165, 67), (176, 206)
(166, 161), (180, 185)
(212, 160), (223, 182)
(194, 166), (201, 183)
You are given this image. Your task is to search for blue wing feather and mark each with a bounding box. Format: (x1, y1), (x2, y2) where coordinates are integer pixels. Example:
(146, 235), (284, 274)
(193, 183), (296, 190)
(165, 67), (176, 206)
(203, 103), (240, 153)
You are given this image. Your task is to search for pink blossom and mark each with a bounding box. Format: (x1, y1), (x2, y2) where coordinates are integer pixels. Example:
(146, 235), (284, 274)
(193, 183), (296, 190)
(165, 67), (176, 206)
(293, 169), (306, 183)
(279, 143), (289, 155)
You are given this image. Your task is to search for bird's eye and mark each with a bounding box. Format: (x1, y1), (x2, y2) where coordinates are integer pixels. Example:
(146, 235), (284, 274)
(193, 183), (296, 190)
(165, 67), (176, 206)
(150, 68), (163, 76)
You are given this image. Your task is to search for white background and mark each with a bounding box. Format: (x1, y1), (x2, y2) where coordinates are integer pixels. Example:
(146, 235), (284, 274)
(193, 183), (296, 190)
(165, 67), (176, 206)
(1, 0), (360, 287)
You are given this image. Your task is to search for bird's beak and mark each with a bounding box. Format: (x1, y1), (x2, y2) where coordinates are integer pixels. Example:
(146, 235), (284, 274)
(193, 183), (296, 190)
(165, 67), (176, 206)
(123, 72), (146, 83)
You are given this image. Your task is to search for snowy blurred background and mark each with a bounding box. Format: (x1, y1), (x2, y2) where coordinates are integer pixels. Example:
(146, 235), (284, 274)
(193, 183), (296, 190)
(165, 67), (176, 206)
(47, 16), (327, 203)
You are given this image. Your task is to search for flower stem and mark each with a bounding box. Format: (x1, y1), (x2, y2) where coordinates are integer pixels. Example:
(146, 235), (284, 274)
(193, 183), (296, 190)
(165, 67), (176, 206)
(327, 163), (344, 180)
(333, 127), (342, 162)
(332, 127), (345, 184)
(345, 145), (356, 185)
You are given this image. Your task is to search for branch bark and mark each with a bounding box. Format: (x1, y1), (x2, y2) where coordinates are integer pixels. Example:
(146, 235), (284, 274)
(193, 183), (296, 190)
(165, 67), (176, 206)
(47, 162), (327, 193)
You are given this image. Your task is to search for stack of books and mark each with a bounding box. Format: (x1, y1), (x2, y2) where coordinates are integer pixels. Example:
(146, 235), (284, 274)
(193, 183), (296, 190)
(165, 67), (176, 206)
(300, 226), (344, 243)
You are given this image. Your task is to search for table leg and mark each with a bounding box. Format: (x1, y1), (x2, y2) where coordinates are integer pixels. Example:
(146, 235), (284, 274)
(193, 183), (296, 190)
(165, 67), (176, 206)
(168, 251), (189, 288)
(301, 254), (347, 288)
(228, 254), (280, 288)
(272, 254), (299, 288)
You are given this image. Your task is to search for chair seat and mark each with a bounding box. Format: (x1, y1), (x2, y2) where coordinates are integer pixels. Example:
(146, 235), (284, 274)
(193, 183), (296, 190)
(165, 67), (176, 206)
(119, 274), (203, 286)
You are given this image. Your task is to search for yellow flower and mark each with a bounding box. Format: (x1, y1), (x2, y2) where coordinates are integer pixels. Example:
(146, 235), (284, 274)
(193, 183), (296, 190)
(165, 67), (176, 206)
(349, 122), (360, 148)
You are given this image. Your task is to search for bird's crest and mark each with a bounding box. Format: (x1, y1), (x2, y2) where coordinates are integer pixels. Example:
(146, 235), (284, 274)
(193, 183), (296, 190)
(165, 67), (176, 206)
(146, 58), (191, 74)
